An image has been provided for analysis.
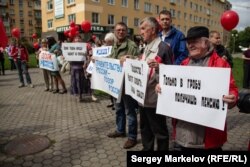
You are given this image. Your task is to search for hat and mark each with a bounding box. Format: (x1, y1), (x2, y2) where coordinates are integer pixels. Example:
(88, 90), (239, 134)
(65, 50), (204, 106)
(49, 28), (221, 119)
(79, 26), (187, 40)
(183, 26), (209, 40)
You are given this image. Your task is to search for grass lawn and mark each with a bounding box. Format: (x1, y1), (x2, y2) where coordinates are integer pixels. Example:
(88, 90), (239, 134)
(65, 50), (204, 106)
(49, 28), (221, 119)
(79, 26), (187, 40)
(3, 53), (244, 88)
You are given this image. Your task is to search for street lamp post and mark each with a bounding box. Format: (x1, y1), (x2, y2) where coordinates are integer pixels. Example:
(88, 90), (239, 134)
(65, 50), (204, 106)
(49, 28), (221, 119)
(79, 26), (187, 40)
(231, 33), (238, 54)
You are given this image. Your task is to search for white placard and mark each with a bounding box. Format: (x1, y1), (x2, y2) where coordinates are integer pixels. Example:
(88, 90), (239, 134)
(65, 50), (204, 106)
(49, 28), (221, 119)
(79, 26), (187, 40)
(91, 57), (124, 99)
(61, 43), (86, 62)
(156, 65), (231, 130)
(124, 59), (149, 105)
(92, 46), (112, 57)
(86, 61), (94, 74)
(39, 51), (59, 71)
(54, 0), (64, 19)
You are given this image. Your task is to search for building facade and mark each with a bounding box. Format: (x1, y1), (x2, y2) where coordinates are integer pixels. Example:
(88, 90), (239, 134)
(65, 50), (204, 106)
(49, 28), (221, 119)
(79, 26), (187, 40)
(41, 0), (231, 43)
(0, 0), (42, 43)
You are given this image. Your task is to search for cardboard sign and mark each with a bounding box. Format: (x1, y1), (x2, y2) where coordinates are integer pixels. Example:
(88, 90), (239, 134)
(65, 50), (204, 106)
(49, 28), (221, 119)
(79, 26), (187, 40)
(93, 46), (112, 57)
(39, 51), (59, 71)
(124, 59), (149, 105)
(62, 43), (86, 61)
(91, 57), (124, 99)
(157, 65), (230, 130)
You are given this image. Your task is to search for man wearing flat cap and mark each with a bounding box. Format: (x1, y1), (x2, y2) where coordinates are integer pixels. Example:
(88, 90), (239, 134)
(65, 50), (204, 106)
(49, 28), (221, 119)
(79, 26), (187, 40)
(156, 26), (238, 150)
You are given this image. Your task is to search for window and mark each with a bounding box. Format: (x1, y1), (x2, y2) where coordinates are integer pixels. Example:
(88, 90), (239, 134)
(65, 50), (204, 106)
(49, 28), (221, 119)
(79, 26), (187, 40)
(108, 14), (114, 25)
(184, 0), (187, 7)
(189, 14), (193, 22)
(92, 12), (99, 24)
(48, 19), (53, 29)
(155, 5), (159, 14)
(177, 11), (181, 19)
(134, 0), (139, 10)
(19, 0), (23, 7)
(10, 0), (14, 5)
(144, 2), (151, 13)
(20, 19), (24, 24)
(68, 14), (76, 23)
(28, 11), (33, 16)
(108, 0), (115, 5)
(47, 0), (53, 10)
(29, 20), (33, 25)
(19, 10), (23, 18)
(170, 9), (175, 18)
(122, 16), (128, 25)
(184, 12), (187, 20)
(92, 0), (99, 2)
(10, 9), (15, 15)
(28, 1), (32, 7)
(134, 18), (139, 27)
(122, 0), (128, 7)
(68, 0), (75, 4)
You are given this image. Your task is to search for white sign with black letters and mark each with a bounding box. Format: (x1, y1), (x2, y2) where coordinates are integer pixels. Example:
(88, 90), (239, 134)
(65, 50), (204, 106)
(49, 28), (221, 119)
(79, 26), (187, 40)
(156, 65), (230, 130)
(124, 59), (149, 105)
(61, 43), (86, 62)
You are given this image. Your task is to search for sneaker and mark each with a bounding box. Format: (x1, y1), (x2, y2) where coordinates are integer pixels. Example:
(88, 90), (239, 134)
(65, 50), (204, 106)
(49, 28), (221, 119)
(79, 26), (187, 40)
(107, 103), (114, 108)
(53, 89), (59, 94)
(29, 84), (34, 88)
(44, 88), (49, 92)
(92, 95), (97, 101)
(123, 139), (137, 149)
(18, 84), (25, 88)
(107, 131), (126, 138)
(59, 89), (67, 94)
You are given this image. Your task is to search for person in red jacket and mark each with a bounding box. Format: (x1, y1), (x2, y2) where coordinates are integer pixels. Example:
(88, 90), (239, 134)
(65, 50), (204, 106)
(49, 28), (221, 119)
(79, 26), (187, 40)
(155, 26), (238, 150)
(11, 41), (34, 88)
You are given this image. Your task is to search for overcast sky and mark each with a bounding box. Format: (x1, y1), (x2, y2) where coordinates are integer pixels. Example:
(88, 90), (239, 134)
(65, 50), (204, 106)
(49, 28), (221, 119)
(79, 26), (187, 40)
(227, 0), (250, 31)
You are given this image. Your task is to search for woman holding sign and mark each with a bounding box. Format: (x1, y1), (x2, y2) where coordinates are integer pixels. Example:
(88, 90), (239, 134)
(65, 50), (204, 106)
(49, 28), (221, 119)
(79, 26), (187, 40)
(47, 37), (67, 94)
(69, 35), (86, 102)
(156, 26), (238, 150)
(36, 38), (54, 92)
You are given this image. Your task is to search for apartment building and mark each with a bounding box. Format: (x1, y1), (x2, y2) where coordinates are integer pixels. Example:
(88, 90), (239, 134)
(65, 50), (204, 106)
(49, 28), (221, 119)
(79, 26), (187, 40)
(0, 0), (42, 43)
(41, 0), (231, 44)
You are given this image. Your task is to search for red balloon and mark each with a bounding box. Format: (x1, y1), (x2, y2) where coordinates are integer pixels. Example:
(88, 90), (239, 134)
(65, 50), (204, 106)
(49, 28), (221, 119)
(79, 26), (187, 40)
(11, 28), (20, 38)
(33, 42), (39, 49)
(0, 19), (8, 48)
(64, 30), (70, 37)
(32, 33), (37, 39)
(81, 20), (91, 33)
(220, 10), (239, 31)
(70, 27), (77, 37)
(70, 21), (76, 28)
(92, 35), (96, 41)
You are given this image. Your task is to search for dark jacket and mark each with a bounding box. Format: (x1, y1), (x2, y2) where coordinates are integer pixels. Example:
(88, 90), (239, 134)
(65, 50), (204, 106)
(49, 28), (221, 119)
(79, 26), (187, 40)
(215, 44), (233, 68)
(159, 26), (188, 65)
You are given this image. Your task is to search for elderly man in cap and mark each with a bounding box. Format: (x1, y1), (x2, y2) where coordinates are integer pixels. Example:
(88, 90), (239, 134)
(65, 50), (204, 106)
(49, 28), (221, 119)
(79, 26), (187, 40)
(156, 26), (238, 150)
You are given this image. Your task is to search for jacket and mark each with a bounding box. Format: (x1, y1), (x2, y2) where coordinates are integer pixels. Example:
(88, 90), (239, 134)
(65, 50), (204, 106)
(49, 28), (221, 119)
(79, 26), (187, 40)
(159, 26), (188, 65)
(178, 51), (238, 149)
(109, 38), (139, 59)
(11, 45), (29, 62)
(142, 37), (173, 108)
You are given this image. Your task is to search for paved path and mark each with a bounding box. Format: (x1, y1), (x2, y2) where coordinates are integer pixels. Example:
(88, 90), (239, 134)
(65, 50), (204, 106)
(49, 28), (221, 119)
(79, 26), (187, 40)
(0, 68), (249, 167)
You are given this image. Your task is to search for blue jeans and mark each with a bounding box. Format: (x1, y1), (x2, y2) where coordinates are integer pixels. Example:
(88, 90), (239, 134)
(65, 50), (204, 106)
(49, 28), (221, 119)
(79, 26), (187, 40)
(15, 59), (32, 85)
(115, 94), (138, 140)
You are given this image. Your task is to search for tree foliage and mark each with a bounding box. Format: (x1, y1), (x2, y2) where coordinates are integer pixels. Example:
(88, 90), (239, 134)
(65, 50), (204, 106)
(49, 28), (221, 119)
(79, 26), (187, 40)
(229, 27), (250, 53)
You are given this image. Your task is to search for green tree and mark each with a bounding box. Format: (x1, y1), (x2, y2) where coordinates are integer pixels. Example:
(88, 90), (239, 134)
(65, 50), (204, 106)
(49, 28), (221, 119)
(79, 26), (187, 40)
(229, 27), (250, 53)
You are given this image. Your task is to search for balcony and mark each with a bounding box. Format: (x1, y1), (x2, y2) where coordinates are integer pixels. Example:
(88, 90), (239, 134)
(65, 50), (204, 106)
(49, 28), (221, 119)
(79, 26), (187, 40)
(170, 0), (176, 5)
(33, 5), (41, 10)
(0, 0), (8, 7)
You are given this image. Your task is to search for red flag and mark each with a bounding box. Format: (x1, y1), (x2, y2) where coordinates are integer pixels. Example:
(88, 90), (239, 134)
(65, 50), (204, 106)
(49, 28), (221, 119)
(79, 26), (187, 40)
(0, 19), (8, 48)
